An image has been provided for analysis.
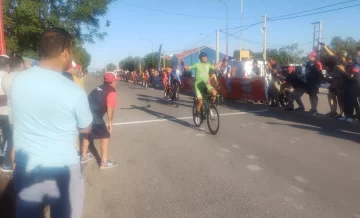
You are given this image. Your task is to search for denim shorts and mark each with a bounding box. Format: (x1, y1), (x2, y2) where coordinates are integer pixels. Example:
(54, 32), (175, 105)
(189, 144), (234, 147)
(14, 163), (84, 218)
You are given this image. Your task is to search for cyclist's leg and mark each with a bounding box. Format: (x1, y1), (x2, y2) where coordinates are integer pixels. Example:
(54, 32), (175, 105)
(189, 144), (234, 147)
(195, 82), (204, 113)
(207, 84), (217, 102)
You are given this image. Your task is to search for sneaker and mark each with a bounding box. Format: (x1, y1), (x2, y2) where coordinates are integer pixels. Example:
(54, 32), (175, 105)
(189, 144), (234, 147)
(338, 116), (346, 121)
(309, 109), (318, 115)
(1, 164), (13, 173)
(294, 107), (305, 111)
(346, 118), (354, 123)
(81, 153), (93, 164)
(100, 160), (118, 169)
(334, 114), (342, 119)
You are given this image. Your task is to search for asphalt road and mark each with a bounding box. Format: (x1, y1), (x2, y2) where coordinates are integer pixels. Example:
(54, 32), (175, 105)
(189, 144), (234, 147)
(1, 76), (359, 218)
(82, 76), (360, 218)
(81, 76), (360, 218)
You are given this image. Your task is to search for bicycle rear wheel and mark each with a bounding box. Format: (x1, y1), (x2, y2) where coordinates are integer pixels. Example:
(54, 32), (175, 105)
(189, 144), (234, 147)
(192, 104), (203, 127)
(207, 105), (220, 135)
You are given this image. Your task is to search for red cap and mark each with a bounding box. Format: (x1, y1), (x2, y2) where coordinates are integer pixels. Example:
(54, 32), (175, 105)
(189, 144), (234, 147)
(308, 50), (317, 57)
(288, 66), (294, 72)
(104, 72), (116, 83)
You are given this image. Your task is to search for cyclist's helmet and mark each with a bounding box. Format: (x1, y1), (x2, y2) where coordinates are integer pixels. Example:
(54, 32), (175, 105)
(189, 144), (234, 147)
(199, 52), (208, 59)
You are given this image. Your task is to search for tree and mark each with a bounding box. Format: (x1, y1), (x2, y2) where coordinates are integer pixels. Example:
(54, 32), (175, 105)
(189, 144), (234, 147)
(73, 46), (91, 70)
(3, 0), (114, 62)
(329, 36), (360, 56)
(106, 63), (117, 72)
(119, 56), (145, 72)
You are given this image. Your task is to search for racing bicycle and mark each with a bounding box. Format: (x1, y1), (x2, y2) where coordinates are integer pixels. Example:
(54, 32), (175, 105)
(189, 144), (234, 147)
(168, 83), (180, 108)
(192, 90), (220, 135)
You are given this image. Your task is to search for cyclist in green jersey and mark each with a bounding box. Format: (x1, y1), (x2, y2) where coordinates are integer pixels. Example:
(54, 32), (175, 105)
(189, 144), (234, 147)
(184, 52), (222, 116)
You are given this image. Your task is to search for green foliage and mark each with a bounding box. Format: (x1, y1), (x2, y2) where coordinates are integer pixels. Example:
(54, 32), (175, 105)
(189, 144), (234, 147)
(3, 0), (114, 67)
(106, 63), (117, 72)
(249, 44), (304, 65)
(329, 36), (360, 56)
(73, 46), (91, 69)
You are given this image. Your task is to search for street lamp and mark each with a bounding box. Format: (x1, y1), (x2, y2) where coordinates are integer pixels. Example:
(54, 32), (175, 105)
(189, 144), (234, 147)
(218, 0), (228, 58)
(139, 38), (154, 69)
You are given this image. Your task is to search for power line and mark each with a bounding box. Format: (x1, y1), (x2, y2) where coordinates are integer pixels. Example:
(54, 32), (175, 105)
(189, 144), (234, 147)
(166, 31), (216, 54)
(268, 3), (360, 21)
(118, 0), (261, 20)
(269, 0), (358, 20)
(220, 21), (263, 31)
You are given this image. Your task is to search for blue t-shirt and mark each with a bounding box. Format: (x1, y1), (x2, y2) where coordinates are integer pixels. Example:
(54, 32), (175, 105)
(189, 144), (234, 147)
(11, 66), (93, 170)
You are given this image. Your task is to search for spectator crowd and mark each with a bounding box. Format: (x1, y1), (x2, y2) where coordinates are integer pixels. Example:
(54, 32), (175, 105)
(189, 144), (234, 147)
(0, 28), (119, 218)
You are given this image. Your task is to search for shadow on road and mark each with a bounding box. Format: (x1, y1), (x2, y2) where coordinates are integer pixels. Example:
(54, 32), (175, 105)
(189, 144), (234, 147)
(137, 94), (193, 105)
(253, 106), (360, 145)
(128, 86), (145, 90)
(126, 104), (209, 134)
(136, 96), (192, 109)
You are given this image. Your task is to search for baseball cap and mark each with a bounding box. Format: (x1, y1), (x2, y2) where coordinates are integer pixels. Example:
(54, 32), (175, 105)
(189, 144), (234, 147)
(288, 66), (294, 72)
(308, 50), (317, 57)
(104, 72), (116, 83)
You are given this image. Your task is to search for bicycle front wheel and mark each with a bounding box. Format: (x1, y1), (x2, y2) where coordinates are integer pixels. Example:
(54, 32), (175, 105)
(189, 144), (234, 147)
(207, 105), (220, 135)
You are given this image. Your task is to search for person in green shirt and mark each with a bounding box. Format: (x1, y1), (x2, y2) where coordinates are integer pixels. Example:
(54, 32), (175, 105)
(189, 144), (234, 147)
(184, 52), (222, 116)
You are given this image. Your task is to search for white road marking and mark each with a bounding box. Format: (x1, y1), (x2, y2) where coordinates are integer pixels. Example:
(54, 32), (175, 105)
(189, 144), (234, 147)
(248, 122), (254, 125)
(246, 165), (262, 172)
(290, 140), (296, 144)
(113, 109), (268, 126)
(286, 186), (304, 195)
(338, 152), (349, 157)
(246, 155), (258, 160)
(284, 196), (304, 210)
(196, 133), (205, 137)
(232, 145), (240, 149)
(294, 176), (308, 184)
(220, 148), (231, 153)
(184, 130), (193, 134)
(337, 129), (360, 135)
(261, 127), (267, 129)
(241, 124), (248, 127)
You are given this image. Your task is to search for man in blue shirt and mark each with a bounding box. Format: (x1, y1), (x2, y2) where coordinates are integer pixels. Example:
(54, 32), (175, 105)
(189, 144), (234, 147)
(11, 28), (92, 218)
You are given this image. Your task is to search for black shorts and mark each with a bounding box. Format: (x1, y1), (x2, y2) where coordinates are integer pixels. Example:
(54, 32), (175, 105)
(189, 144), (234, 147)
(88, 124), (110, 140)
(328, 87), (337, 94)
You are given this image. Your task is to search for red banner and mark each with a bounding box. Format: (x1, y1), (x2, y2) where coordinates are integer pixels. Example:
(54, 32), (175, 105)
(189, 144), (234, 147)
(181, 76), (266, 102)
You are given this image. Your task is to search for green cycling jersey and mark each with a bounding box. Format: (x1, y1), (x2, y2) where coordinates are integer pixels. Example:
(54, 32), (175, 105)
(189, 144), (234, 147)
(190, 62), (214, 83)
(189, 62), (215, 99)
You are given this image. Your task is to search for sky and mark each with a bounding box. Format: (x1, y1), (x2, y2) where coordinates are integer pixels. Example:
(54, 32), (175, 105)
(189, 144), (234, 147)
(84, 0), (360, 70)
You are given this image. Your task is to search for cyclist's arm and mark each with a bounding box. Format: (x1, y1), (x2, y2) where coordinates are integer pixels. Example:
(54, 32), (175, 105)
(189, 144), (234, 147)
(214, 62), (222, 70)
(176, 75), (181, 85)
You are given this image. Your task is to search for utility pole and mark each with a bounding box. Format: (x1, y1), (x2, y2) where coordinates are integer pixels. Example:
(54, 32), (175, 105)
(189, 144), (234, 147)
(240, 0), (243, 52)
(318, 21), (323, 51)
(263, 14), (267, 62)
(216, 30), (220, 63)
(163, 54), (165, 68)
(218, 0), (228, 58)
(312, 24), (316, 50)
(311, 21), (323, 52)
